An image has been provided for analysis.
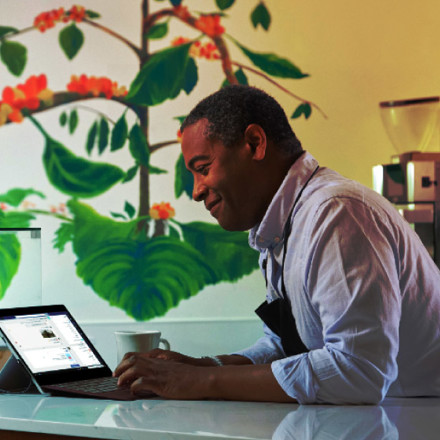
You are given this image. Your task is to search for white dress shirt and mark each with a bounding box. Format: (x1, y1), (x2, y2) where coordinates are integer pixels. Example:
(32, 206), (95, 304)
(235, 152), (440, 404)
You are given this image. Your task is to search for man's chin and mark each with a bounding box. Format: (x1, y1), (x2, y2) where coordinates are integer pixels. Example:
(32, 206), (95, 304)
(216, 217), (253, 232)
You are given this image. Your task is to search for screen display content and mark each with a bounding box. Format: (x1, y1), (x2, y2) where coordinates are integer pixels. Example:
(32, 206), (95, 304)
(0, 312), (103, 374)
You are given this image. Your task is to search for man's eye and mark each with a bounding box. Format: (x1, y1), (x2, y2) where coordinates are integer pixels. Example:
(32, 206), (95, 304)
(196, 165), (208, 175)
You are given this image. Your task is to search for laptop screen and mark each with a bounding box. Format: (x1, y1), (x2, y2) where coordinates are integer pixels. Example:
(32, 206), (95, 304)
(0, 311), (103, 374)
(0, 305), (111, 385)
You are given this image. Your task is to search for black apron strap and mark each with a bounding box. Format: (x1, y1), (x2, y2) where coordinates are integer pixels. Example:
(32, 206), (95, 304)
(255, 298), (308, 356)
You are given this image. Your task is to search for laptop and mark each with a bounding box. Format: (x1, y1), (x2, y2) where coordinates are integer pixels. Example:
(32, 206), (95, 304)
(0, 304), (154, 401)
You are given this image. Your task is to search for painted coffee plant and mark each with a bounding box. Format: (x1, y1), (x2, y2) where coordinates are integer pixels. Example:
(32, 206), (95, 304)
(0, 1), (322, 320)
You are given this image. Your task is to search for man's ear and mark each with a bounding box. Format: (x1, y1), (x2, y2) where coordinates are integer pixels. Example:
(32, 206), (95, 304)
(244, 124), (267, 161)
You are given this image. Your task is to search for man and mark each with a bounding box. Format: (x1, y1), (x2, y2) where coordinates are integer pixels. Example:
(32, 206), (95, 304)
(114, 85), (440, 404)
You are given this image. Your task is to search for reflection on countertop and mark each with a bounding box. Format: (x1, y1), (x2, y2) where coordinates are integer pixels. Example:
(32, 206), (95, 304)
(0, 394), (439, 439)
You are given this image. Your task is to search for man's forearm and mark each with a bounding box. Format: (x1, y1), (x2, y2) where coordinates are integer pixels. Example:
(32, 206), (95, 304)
(199, 363), (297, 402)
(198, 354), (253, 366)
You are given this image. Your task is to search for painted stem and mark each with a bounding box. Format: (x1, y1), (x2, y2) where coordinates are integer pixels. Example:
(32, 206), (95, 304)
(138, 0), (151, 229)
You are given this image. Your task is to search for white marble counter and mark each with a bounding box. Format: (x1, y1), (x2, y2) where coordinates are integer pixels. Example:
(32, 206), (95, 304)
(0, 394), (440, 439)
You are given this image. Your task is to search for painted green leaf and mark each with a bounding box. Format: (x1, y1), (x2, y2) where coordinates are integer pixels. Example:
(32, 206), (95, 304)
(53, 222), (74, 253)
(76, 236), (216, 320)
(216, 0), (235, 10)
(122, 165), (139, 183)
(98, 118), (109, 154)
(0, 188), (45, 207)
(0, 212), (35, 228)
(85, 121), (98, 155)
(174, 115), (187, 125)
(126, 43), (192, 106)
(0, 233), (21, 299)
(69, 201), (202, 319)
(59, 23), (84, 60)
(69, 109), (79, 134)
(124, 201), (136, 219)
(149, 164), (167, 174)
(110, 212), (127, 220)
(67, 199), (139, 261)
(29, 116), (125, 198)
(129, 124), (150, 167)
(110, 114), (128, 152)
(222, 68), (248, 87)
(146, 22), (168, 40)
(59, 111), (68, 127)
(0, 26), (18, 38)
(175, 221), (258, 282)
(174, 153), (194, 199)
(291, 102), (312, 119)
(232, 39), (308, 79)
(251, 2), (271, 30)
(85, 10), (101, 19)
(183, 57), (198, 95)
(0, 40), (27, 76)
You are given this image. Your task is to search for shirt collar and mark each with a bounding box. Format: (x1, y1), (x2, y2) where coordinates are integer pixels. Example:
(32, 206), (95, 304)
(249, 151), (319, 251)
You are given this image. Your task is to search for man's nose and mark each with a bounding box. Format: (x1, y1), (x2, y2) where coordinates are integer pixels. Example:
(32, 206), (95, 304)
(193, 178), (208, 201)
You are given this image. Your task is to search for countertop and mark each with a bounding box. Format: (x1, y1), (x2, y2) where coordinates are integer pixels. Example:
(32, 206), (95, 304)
(0, 394), (439, 439)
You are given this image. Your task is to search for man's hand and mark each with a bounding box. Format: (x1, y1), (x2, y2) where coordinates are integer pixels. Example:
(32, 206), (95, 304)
(114, 353), (211, 399)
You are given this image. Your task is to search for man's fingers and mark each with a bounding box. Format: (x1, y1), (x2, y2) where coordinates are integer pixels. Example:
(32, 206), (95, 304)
(113, 353), (137, 377)
(131, 376), (157, 396)
(117, 363), (144, 386)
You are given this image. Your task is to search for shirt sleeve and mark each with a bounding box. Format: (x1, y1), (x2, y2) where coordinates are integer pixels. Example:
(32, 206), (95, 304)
(232, 322), (285, 364)
(272, 196), (402, 404)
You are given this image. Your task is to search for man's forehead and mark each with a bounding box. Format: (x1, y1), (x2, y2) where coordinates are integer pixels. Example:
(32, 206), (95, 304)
(181, 120), (214, 167)
(183, 118), (210, 138)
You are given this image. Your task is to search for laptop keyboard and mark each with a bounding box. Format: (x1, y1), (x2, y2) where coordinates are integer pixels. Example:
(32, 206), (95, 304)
(53, 376), (125, 393)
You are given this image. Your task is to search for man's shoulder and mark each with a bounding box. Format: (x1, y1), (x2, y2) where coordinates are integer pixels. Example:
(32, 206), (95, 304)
(295, 168), (398, 224)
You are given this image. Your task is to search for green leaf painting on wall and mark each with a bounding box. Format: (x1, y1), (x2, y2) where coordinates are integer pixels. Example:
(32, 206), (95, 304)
(0, 40), (27, 76)
(0, 1), (322, 319)
(0, 233), (21, 299)
(126, 42), (193, 106)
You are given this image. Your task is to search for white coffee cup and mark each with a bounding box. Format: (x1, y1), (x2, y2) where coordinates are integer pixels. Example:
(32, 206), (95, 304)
(114, 330), (170, 364)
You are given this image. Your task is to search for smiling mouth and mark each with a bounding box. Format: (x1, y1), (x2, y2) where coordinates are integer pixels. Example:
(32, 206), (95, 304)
(206, 199), (221, 216)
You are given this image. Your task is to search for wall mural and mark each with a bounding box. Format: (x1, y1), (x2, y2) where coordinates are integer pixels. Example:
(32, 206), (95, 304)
(0, 0), (322, 320)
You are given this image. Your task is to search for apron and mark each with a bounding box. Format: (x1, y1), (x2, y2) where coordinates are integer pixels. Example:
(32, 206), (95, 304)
(255, 164), (319, 357)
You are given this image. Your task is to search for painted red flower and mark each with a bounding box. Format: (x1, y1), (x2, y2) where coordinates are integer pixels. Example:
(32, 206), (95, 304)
(171, 37), (220, 60)
(34, 8), (65, 32)
(69, 5), (86, 23)
(0, 74), (53, 124)
(34, 5), (87, 32)
(67, 75), (127, 99)
(194, 15), (225, 38)
(149, 202), (176, 220)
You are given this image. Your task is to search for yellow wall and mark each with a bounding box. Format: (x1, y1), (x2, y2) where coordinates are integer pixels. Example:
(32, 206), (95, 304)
(215, 0), (440, 188)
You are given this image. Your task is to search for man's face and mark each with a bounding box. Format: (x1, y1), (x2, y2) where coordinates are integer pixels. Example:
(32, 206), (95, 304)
(181, 118), (263, 231)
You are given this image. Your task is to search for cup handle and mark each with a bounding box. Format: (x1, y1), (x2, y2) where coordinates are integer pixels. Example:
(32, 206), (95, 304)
(159, 338), (170, 351)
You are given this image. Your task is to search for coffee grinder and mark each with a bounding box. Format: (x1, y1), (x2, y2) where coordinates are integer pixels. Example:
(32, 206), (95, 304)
(373, 96), (440, 268)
